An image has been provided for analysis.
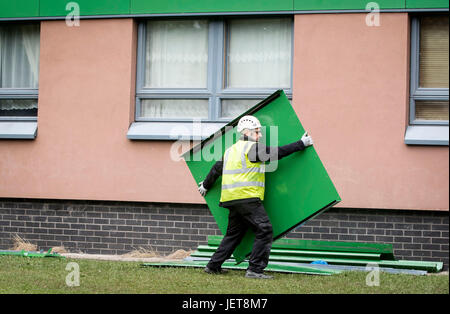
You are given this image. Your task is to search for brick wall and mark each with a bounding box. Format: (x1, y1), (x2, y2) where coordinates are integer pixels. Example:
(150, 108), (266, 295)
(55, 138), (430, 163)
(0, 199), (220, 255)
(0, 198), (448, 269)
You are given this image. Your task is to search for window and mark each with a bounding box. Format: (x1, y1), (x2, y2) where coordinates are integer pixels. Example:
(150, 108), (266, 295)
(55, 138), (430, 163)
(406, 15), (449, 145)
(0, 23), (40, 120)
(129, 17), (292, 140)
(0, 23), (39, 139)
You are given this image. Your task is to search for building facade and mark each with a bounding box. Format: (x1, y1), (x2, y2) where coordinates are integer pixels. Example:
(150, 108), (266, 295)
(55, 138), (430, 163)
(0, 1), (448, 268)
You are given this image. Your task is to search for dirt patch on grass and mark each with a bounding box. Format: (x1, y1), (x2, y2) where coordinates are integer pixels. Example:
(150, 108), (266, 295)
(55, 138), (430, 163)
(6, 236), (193, 262)
(427, 271), (449, 276)
(61, 248), (193, 263)
(166, 249), (194, 259)
(122, 247), (161, 258)
(50, 246), (68, 254)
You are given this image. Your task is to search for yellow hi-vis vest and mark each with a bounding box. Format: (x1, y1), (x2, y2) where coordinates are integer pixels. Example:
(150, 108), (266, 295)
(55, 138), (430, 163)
(220, 140), (265, 203)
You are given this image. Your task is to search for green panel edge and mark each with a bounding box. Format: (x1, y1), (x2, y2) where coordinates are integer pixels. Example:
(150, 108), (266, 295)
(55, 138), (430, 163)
(0, 249), (64, 258)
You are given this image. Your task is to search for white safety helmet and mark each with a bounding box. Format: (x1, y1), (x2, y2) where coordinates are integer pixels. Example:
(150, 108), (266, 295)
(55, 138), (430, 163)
(237, 115), (261, 133)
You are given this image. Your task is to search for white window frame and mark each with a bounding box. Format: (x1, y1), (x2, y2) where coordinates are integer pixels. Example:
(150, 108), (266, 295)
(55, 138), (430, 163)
(405, 15), (449, 146)
(0, 22), (39, 139)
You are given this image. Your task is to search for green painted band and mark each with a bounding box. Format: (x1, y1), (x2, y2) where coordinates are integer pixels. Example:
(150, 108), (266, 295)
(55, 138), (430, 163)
(1, 0), (447, 19)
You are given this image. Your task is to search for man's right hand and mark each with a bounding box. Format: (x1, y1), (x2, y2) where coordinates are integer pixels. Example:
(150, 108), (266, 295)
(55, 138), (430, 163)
(198, 181), (208, 197)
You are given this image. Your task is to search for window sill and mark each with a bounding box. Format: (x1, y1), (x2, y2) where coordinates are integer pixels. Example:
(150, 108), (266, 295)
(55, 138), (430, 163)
(127, 121), (226, 140)
(404, 125), (449, 146)
(0, 121), (37, 139)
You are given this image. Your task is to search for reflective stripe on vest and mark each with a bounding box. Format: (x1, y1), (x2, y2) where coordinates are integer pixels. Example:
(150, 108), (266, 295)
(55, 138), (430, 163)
(220, 140), (265, 202)
(222, 181), (265, 190)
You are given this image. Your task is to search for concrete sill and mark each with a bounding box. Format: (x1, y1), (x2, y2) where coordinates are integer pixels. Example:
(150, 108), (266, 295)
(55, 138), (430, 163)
(127, 121), (226, 140)
(0, 121), (37, 139)
(404, 125), (449, 146)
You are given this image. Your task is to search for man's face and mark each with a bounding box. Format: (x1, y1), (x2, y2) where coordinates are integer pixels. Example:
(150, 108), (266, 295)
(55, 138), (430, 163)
(248, 128), (262, 142)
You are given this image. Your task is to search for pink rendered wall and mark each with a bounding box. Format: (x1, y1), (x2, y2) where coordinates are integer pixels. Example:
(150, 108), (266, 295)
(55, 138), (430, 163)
(0, 19), (202, 204)
(0, 15), (448, 211)
(292, 13), (449, 211)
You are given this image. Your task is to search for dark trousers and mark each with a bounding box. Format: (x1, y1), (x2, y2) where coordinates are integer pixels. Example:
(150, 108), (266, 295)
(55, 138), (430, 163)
(206, 200), (273, 273)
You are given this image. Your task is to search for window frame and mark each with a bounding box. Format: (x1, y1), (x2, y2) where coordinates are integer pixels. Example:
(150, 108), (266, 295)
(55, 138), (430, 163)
(405, 15), (449, 146)
(0, 91), (39, 122)
(0, 22), (40, 123)
(409, 15), (449, 126)
(134, 16), (294, 124)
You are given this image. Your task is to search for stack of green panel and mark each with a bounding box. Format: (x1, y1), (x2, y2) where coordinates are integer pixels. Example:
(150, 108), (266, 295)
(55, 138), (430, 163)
(143, 260), (342, 276)
(188, 236), (443, 273)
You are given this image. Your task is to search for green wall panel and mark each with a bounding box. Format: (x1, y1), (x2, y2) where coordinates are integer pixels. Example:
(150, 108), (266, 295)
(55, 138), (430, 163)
(39, 0), (130, 17)
(0, 0), (39, 18)
(183, 90), (341, 263)
(406, 0), (449, 9)
(1, 0), (448, 19)
(294, 0), (406, 10)
(130, 0), (294, 14)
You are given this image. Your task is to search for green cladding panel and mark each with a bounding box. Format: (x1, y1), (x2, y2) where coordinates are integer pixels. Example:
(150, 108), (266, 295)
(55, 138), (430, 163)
(39, 0), (131, 17)
(1, 0), (448, 19)
(293, 0), (405, 10)
(183, 90), (341, 263)
(131, 0), (294, 14)
(406, 0), (449, 9)
(0, 0), (39, 18)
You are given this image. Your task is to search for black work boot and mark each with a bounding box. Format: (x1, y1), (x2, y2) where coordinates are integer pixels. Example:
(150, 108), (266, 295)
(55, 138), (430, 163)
(204, 266), (229, 274)
(245, 270), (273, 279)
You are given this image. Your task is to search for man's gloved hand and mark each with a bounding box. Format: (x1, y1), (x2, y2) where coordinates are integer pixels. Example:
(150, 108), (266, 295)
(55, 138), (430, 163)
(301, 132), (314, 147)
(198, 181), (208, 197)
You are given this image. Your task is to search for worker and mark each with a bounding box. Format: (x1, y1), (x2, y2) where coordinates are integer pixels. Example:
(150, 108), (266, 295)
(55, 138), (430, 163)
(198, 115), (314, 279)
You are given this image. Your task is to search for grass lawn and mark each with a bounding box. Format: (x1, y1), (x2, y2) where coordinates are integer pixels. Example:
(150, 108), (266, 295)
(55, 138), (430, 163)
(0, 256), (448, 294)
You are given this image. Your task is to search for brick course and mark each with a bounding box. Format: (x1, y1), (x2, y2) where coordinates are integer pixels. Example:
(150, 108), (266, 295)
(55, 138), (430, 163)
(0, 198), (448, 269)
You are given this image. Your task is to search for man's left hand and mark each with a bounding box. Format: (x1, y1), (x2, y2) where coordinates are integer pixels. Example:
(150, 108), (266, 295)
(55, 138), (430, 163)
(301, 132), (314, 147)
